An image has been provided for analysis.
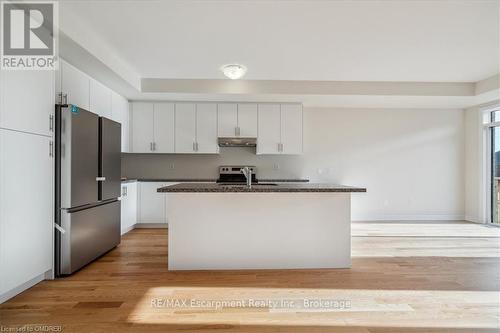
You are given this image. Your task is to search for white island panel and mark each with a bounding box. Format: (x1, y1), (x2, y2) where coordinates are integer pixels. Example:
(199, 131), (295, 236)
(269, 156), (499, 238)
(167, 192), (351, 270)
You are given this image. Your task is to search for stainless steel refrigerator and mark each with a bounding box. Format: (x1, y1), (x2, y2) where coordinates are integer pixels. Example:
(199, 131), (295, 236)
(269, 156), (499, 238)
(54, 104), (121, 276)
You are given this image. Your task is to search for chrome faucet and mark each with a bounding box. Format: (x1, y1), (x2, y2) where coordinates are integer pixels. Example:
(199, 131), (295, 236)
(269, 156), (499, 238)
(241, 167), (252, 188)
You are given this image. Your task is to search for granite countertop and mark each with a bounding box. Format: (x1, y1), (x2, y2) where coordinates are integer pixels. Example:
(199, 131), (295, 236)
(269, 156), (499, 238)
(157, 182), (366, 193)
(121, 178), (138, 183)
(121, 178), (216, 183)
(122, 178), (310, 183)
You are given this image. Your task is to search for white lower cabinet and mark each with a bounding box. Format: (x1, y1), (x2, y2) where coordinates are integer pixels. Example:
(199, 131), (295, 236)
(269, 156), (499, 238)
(0, 129), (53, 297)
(137, 182), (174, 225)
(121, 181), (175, 231)
(120, 182), (137, 234)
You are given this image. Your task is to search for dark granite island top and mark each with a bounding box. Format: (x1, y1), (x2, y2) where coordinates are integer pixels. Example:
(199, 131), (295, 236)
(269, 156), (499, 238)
(157, 182), (366, 193)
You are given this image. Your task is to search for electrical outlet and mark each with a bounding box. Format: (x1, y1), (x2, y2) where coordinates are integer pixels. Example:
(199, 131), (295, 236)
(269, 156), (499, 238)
(273, 163), (280, 170)
(169, 163), (175, 170)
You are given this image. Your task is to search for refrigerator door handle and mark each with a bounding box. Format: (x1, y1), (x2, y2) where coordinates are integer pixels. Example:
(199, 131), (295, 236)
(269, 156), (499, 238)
(96, 177), (106, 182)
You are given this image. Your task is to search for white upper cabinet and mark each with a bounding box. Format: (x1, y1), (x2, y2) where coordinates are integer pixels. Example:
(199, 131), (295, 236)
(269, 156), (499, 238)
(131, 102), (154, 153)
(237, 103), (258, 137)
(217, 103), (238, 137)
(60, 60), (129, 151)
(175, 103), (197, 153)
(280, 104), (303, 154)
(196, 103), (218, 153)
(257, 104), (281, 154)
(217, 103), (257, 138)
(60, 60), (89, 110)
(257, 103), (303, 155)
(111, 92), (130, 152)
(130, 102), (175, 154)
(129, 101), (300, 155)
(0, 69), (54, 137)
(130, 102), (218, 154)
(153, 103), (175, 153)
(89, 79), (112, 118)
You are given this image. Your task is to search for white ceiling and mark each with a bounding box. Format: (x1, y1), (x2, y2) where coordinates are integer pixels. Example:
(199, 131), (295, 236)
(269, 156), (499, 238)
(60, 0), (499, 83)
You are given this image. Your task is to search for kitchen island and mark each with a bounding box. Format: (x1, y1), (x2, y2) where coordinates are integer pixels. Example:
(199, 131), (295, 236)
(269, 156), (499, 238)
(158, 183), (366, 270)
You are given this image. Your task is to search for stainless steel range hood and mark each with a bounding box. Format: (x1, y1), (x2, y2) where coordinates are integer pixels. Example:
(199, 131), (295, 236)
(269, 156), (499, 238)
(218, 137), (257, 147)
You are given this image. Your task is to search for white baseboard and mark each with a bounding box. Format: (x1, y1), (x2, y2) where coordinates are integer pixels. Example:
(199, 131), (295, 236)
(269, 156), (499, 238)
(133, 223), (168, 228)
(465, 215), (481, 223)
(44, 269), (54, 280)
(0, 270), (50, 304)
(352, 214), (466, 221)
(121, 224), (135, 235)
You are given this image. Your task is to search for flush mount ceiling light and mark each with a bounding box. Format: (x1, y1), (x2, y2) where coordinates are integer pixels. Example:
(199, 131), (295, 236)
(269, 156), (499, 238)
(221, 64), (247, 80)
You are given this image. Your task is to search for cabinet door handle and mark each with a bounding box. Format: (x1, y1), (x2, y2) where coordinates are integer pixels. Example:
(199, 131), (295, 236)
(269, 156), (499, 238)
(193, 142), (196, 151)
(49, 141), (54, 157)
(235, 127), (238, 136)
(277, 143), (281, 152)
(196, 142), (199, 151)
(49, 115), (54, 132)
(57, 93), (68, 105)
(150, 142), (153, 151)
(96, 177), (106, 182)
(280, 143), (284, 152)
(153, 142), (156, 151)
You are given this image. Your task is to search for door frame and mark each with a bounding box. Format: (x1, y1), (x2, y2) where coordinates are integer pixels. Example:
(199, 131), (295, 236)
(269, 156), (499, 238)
(482, 106), (500, 224)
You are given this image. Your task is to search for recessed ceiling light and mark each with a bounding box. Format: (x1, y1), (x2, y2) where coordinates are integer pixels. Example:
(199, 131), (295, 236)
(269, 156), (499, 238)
(221, 64), (247, 80)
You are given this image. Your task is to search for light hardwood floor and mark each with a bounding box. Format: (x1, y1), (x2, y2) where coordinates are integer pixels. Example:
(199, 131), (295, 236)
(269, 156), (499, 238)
(1, 221), (499, 333)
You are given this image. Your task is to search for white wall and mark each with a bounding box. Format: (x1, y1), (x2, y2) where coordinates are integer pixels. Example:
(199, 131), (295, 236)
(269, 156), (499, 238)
(306, 108), (465, 221)
(123, 107), (465, 221)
